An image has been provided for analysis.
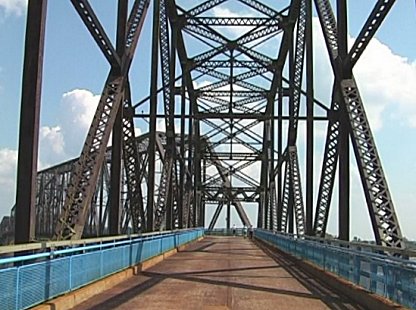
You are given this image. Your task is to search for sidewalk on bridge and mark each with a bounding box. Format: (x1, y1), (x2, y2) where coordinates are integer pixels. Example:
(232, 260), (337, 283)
(71, 236), (375, 310)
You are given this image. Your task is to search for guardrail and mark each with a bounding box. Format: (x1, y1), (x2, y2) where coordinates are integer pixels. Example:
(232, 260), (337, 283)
(0, 228), (204, 310)
(0, 229), (188, 256)
(205, 228), (247, 236)
(255, 229), (416, 309)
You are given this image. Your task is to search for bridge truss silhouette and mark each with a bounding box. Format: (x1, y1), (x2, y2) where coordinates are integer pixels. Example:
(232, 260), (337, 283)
(11, 0), (403, 249)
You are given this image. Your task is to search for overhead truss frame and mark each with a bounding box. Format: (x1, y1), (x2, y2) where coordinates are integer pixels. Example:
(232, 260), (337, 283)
(12, 0), (405, 250)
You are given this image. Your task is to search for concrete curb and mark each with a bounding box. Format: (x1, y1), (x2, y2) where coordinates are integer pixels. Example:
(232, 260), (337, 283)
(32, 236), (204, 310)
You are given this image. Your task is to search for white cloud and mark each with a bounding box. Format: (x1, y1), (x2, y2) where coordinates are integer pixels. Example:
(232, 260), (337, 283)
(155, 117), (184, 134)
(24, 88), (141, 167)
(274, 19), (416, 240)
(312, 17), (416, 131)
(40, 126), (64, 155)
(156, 119), (166, 132)
(60, 88), (100, 158)
(134, 127), (142, 137)
(354, 39), (416, 128)
(38, 126), (65, 167)
(0, 149), (17, 217)
(0, 0), (27, 16)
(62, 89), (99, 131)
(0, 88), (127, 218)
(193, 79), (211, 90)
(43, 88), (142, 163)
(1, 11), (416, 241)
(212, 6), (236, 17)
(0, 148), (17, 187)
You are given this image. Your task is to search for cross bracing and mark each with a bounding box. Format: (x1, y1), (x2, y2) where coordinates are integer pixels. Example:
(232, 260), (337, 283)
(9, 0), (404, 250)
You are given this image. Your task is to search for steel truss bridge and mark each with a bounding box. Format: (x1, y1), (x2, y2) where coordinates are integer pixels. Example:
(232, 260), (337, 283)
(4, 0), (405, 251)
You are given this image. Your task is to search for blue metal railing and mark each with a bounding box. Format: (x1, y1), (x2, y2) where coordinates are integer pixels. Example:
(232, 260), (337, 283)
(0, 228), (204, 310)
(255, 229), (416, 309)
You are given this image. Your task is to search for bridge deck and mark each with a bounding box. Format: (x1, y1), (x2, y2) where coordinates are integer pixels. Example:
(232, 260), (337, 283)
(74, 236), (364, 310)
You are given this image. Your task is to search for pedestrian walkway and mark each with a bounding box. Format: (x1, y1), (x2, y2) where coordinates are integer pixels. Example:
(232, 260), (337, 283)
(74, 236), (366, 310)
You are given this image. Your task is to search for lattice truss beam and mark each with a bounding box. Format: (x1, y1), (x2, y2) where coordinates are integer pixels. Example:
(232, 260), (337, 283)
(174, 0), (294, 231)
(312, 0), (403, 248)
(7, 0), (403, 248)
(55, 0), (151, 240)
(22, 133), (191, 239)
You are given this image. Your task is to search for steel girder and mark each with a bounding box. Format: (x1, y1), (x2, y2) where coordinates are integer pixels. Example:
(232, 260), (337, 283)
(122, 85), (146, 232)
(313, 0), (403, 248)
(36, 162), (74, 238)
(288, 146), (306, 235)
(185, 0), (228, 17)
(279, 147), (305, 235)
(186, 17), (281, 27)
(239, 0), (282, 18)
(8, 0), (405, 249)
(54, 74), (125, 240)
(312, 0), (398, 240)
(172, 0), (291, 230)
(204, 140), (251, 226)
(279, 0), (307, 235)
(347, 0), (396, 68)
(55, 0), (150, 240)
(4, 133), (191, 241)
(71, 0), (121, 68)
(153, 0), (179, 231)
(14, 0), (47, 244)
(258, 0), (301, 229)
(208, 201), (224, 230)
(313, 96), (340, 237)
(165, 0), (206, 227)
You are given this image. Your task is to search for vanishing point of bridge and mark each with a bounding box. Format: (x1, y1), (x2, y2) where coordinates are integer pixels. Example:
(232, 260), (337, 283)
(0, 0), (415, 309)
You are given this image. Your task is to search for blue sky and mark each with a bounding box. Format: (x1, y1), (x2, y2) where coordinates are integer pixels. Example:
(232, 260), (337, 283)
(0, 1), (415, 240)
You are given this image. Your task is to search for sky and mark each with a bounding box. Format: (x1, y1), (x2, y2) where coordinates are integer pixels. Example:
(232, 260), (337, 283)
(0, 0), (416, 240)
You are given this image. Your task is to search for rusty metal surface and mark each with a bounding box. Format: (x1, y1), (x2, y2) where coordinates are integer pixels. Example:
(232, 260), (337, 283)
(74, 236), (364, 310)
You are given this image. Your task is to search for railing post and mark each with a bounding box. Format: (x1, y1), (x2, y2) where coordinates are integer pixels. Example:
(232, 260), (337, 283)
(384, 264), (396, 300)
(370, 260), (377, 293)
(129, 239), (133, 267)
(353, 255), (360, 285)
(69, 256), (73, 291)
(100, 250), (103, 277)
(15, 268), (20, 310)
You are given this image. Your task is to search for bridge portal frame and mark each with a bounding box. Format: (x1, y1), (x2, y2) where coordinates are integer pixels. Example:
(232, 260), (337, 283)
(13, 0), (404, 249)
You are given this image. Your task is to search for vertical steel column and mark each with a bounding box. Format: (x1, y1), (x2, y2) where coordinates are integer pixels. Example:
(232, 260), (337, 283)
(287, 29), (295, 234)
(305, 0), (314, 235)
(337, 0), (350, 241)
(109, 106), (123, 235)
(109, 0), (128, 235)
(288, 187), (294, 234)
(99, 168), (104, 235)
(15, 0), (47, 244)
(263, 136), (269, 229)
(226, 202), (231, 229)
(193, 121), (201, 228)
(186, 76), (194, 227)
(277, 77), (283, 231)
(147, 0), (160, 232)
(166, 15), (177, 231)
(269, 93), (275, 230)
(179, 79), (186, 229)
(201, 159), (206, 227)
